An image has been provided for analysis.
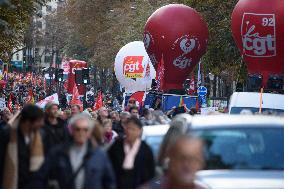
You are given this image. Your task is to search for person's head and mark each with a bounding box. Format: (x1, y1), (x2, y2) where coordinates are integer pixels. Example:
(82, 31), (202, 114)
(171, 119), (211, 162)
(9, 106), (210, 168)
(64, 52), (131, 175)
(120, 111), (131, 127)
(20, 105), (45, 131)
(129, 106), (139, 118)
(189, 108), (198, 116)
(98, 107), (109, 119)
(158, 114), (193, 166)
(90, 111), (98, 120)
(71, 105), (81, 116)
(102, 119), (112, 133)
(125, 116), (143, 144)
(168, 135), (204, 188)
(91, 121), (104, 147)
(127, 98), (136, 108)
(142, 108), (153, 120)
(1, 108), (13, 123)
(69, 114), (94, 146)
(110, 111), (120, 122)
(63, 109), (72, 120)
(45, 102), (59, 118)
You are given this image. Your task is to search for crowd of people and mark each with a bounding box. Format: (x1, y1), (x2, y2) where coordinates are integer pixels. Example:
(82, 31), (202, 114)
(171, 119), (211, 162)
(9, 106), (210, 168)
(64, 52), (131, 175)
(0, 95), (205, 189)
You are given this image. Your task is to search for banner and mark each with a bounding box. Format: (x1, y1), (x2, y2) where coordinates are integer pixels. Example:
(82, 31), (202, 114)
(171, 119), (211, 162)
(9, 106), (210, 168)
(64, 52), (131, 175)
(123, 56), (144, 78)
(162, 95), (197, 112)
(36, 93), (59, 109)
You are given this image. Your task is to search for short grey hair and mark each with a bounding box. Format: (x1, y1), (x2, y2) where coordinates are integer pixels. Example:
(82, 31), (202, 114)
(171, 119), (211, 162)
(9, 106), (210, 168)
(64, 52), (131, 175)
(120, 111), (130, 118)
(69, 113), (95, 130)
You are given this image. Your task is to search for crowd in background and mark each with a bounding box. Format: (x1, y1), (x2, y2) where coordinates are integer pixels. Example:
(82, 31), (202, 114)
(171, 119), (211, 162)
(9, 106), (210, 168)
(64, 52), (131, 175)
(0, 92), (205, 189)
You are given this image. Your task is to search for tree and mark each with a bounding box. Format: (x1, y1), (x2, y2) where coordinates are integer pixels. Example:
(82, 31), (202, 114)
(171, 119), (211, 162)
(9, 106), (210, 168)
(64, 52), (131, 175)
(0, 0), (47, 62)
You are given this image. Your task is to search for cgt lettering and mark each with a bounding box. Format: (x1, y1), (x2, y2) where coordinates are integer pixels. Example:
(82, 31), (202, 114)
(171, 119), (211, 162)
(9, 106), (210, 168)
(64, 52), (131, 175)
(124, 62), (140, 73)
(243, 35), (275, 56)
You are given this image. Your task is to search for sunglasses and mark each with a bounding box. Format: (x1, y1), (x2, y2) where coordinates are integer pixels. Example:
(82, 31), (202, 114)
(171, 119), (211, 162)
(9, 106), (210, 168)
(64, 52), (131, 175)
(74, 127), (89, 132)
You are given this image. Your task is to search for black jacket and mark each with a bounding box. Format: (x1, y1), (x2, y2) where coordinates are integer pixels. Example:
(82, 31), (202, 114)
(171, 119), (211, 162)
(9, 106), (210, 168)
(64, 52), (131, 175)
(32, 142), (116, 189)
(0, 126), (47, 189)
(108, 139), (155, 189)
(42, 118), (68, 153)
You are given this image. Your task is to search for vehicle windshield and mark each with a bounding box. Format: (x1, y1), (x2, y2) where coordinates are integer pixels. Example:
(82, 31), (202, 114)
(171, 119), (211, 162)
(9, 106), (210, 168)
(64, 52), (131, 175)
(194, 128), (284, 170)
(144, 135), (164, 159)
(230, 107), (284, 115)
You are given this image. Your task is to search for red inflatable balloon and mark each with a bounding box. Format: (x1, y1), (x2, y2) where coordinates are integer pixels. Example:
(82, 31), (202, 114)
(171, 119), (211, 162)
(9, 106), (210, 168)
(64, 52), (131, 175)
(231, 0), (284, 86)
(144, 4), (208, 91)
(68, 60), (87, 95)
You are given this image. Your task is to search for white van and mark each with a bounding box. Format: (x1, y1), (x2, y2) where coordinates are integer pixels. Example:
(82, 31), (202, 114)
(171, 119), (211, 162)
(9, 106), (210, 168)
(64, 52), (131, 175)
(229, 92), (284, 114)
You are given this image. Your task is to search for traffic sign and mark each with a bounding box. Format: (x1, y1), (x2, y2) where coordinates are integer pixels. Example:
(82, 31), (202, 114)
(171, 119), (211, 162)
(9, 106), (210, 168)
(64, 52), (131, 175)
(197, 86), (207, 96)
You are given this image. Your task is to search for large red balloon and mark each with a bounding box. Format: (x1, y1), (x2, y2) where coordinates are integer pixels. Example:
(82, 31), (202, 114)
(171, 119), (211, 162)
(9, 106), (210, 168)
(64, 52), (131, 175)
(68, 60), (87, 95)
(231, 0), (284, 85)
(144, 4), (208, 91)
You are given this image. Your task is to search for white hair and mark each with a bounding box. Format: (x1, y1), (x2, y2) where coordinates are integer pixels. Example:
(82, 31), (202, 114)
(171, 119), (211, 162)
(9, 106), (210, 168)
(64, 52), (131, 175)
(69, 113), (94, 130)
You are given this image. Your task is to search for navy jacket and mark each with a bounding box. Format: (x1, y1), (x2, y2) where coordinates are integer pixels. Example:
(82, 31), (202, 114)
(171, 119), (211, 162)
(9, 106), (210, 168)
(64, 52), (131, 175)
(33, 142), (116, 189)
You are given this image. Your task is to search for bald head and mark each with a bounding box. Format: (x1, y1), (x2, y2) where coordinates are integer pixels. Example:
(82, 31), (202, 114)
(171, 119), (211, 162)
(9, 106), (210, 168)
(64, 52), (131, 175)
(168, 136), (204, 188)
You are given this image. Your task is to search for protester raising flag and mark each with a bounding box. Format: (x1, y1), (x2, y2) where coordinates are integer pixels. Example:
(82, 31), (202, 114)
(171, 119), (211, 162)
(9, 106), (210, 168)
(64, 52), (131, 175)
(94, 91), (103, 110)
(156, 55), (165, 91)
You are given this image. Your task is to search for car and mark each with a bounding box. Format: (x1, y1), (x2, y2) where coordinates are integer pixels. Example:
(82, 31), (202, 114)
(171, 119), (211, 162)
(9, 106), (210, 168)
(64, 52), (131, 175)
(142, 115), (284, 188)
(190, 115), (284, 189)
(229, 92), (284, 114)
(142, 124), (169, 159)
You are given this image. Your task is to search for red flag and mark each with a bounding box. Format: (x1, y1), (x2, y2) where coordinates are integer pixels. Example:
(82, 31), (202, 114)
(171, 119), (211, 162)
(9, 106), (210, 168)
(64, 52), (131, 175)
(8, 93), (13, 112)
(26, 88), (35, 104)
(129, 91), (146, 108)
(63, 80), (68, 91)
(94, 91), (103, 110)
(188, 74), (195, 95)
(44, 79), (47, 91)
(156, 55), (165, 91)
(70, 85), (83, 110)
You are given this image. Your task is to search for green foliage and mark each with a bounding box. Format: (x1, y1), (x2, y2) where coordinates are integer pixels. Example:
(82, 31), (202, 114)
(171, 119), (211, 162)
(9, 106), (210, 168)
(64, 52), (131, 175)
(0, 0), (47, 62)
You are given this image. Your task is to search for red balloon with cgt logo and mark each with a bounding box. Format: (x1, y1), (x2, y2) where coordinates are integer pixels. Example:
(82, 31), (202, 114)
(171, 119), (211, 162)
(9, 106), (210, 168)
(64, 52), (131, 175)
(231, 0), (284, 86)
(144, 4), (209, 91)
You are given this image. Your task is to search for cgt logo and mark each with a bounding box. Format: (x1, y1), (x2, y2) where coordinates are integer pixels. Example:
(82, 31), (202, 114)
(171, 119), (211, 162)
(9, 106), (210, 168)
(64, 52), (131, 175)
(241, 13), (276, 57)
(123, 56), (144, 78)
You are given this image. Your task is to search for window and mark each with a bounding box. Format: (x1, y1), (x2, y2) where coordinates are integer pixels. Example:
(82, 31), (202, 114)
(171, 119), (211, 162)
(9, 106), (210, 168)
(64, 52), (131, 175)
(16, 54), (19, 61)
(194, 128), (284, 170)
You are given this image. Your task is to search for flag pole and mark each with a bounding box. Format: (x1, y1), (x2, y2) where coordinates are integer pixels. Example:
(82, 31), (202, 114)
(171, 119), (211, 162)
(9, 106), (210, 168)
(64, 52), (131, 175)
(259, 87), (263, 113)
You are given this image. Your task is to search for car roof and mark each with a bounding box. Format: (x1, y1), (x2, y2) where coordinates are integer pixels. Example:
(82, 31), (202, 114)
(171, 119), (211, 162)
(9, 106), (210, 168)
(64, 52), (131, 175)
(229, 92), (284, 109)
(142, 125), (170, 136)
(190, 115), (284, 129)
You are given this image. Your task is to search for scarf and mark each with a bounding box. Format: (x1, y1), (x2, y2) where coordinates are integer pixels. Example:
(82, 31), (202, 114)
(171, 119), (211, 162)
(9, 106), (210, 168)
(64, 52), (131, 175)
(123, 139), (141, 170)
(3, 112), (44, 189)
(104, 131), (113, 143)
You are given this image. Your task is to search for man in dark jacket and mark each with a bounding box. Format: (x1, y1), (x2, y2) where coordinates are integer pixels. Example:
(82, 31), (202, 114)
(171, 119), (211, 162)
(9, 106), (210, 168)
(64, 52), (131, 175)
(33, 113), (116, 189)
(42, 102), (68, 153)
(108, 116), (155, 189)
(0, 105), (45, 189)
